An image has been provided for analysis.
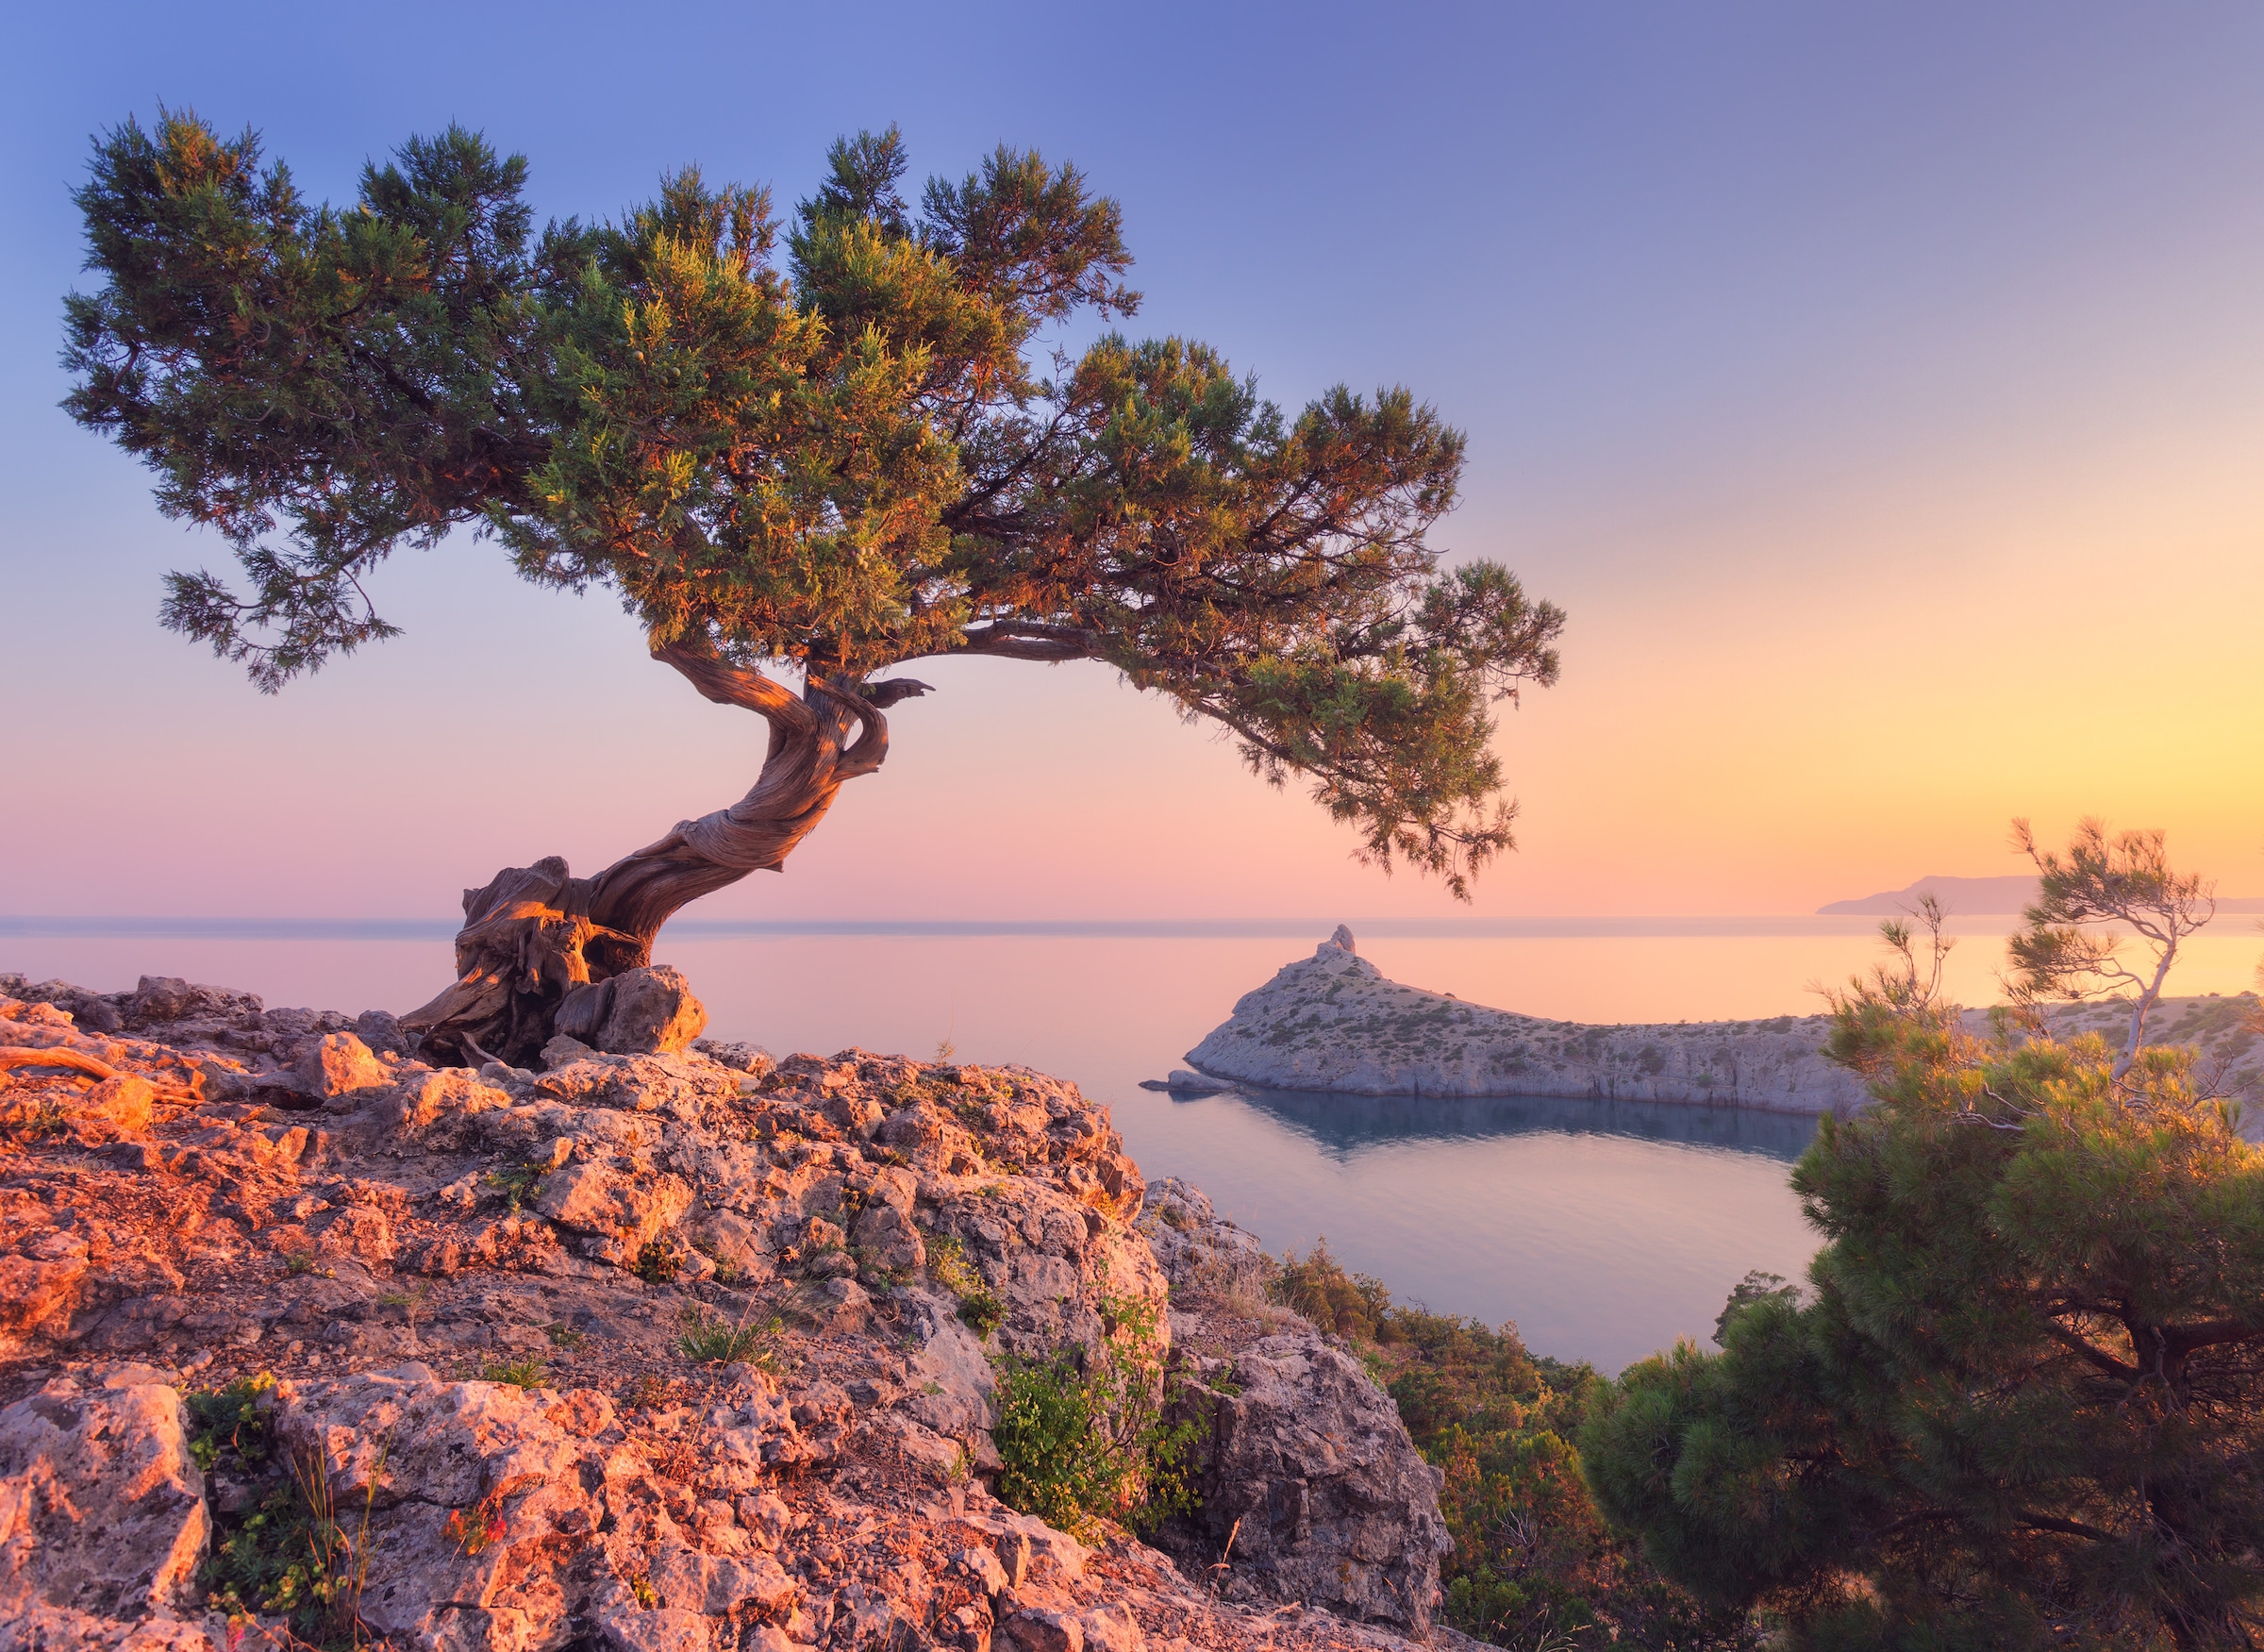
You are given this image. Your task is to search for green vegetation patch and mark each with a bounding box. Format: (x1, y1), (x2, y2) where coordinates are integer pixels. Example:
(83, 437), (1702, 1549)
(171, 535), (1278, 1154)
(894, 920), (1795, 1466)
(991, 1291), (1198, 1540)
(1272, 1244), (1756, 1649)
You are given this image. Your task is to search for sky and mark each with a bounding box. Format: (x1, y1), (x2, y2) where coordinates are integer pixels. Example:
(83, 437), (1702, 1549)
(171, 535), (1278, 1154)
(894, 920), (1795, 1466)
(3, 2), (2261, 925)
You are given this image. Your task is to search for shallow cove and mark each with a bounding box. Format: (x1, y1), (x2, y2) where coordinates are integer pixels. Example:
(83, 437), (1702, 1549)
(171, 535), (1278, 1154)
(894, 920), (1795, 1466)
(3, 926), (1842, 1371)
(1110, 1084), (1822, 1373)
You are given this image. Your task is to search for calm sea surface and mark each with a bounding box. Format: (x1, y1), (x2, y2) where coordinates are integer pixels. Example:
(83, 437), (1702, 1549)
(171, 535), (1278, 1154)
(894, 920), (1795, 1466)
(9, 920), (2258, 1371)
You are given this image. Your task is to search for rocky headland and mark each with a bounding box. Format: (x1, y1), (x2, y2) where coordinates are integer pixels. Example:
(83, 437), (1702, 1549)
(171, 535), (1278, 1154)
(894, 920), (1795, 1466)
(0, 967), (1456, 1652)
(1173, 928), (2264, 1119)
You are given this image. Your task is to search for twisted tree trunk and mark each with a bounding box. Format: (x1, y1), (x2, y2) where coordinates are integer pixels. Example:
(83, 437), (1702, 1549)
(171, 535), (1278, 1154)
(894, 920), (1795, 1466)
(400, 642), (928, 1065)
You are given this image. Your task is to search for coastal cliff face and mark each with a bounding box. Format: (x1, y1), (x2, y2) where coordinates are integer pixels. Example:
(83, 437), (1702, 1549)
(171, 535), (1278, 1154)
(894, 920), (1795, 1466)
(1185, 934), (1865, 1114)
(0, 970), (1449, 1652)
(1182, 932), (2264, 1120)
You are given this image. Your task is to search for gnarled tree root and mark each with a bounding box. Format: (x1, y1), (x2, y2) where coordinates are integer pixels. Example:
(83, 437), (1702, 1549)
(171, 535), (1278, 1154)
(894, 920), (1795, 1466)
(0, 1046), (203, 1104)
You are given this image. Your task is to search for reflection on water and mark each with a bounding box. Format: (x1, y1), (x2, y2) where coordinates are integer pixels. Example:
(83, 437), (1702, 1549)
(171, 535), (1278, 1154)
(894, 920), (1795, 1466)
(1227, 1086), (1818, 1161)
(5, 928), (1840, 1370)
(1113, 1081), (1820, 1373)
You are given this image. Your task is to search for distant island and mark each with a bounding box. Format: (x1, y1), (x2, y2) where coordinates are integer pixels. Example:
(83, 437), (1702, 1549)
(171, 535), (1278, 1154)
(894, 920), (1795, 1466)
(1819, 874), (2264, 916)
(1158, 927), (2264, 1122)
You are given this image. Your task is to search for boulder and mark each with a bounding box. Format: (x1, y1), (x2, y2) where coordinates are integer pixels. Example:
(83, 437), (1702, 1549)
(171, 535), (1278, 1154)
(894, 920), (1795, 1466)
(383, 1067), (514, 1137)
(82, 1075), (156, 1133)
(1137, 1177), (1266, 1298)
(293, 1031), (391, 1101)
(1169, 1331), (1452, 1630)
(0, 1376), (210, 1643)
(1162, 1070), (1230, 1094)
(536, 1160), (693, 1266)
(0, 1229), (92, 1339)
(126, 976), (260, 1031)
(555, 965), (708, 1056)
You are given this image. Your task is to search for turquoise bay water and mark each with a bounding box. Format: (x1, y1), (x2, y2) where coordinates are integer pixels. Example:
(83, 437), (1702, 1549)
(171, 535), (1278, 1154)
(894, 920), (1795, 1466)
(21, 915), (2257, 1367)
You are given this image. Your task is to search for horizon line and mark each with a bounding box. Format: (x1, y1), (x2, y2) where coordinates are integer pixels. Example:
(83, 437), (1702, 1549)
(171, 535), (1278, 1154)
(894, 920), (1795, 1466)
(0, 911), (2119, 943)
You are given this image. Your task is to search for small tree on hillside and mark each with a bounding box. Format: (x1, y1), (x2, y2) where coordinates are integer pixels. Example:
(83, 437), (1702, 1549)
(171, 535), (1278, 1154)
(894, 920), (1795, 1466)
(2006, 817), (2218, 1079)
(1580, 825), (2264, 1651)
(62, 113), (1563, 1062)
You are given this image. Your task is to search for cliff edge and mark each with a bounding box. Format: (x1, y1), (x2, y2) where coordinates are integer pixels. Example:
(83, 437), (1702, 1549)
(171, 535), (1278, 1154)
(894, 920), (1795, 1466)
(0, 967), (1452, 1652)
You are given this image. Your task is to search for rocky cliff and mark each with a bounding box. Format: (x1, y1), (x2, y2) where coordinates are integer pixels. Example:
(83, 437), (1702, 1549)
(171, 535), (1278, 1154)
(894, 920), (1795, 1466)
(1179, 928), (2264, 1116)
(0, 969), (1454, 1652)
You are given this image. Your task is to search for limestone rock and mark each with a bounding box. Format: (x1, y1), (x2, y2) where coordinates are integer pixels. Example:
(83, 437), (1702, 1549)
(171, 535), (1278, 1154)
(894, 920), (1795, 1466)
(555, 965), (708, 1056)
(0, 1229), (92, 1340)
(293, 1031), (391, 1100)
(82, 1075), (156, 1133)
(851, 1200), (924, 1271)
(0, 1376), (210, 1642)
(383, 1066), (514, 1138)
(0, 973), (1469, 1652)
(1137, 1178), (1266, 1299)
(1183, 931), (1869, 1111)
(536, 1160), (693, 1265)
(1162, 1070), (1229, 1094)
(1169, 1332), (1452, 1630)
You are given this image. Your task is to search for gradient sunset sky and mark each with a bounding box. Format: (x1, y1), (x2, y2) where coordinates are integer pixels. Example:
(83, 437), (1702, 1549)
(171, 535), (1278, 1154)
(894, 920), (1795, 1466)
(3, 3), (2259, 924)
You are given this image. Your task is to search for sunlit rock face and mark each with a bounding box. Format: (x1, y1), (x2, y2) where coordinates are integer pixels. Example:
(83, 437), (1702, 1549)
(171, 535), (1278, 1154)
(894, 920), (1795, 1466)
(0, 968), (1456, 1652)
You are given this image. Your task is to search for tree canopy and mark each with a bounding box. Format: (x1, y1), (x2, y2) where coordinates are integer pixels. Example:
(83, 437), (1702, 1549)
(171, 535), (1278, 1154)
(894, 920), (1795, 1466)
(64, 111), (1562, 896)
(1580, 833), (2264, 1651)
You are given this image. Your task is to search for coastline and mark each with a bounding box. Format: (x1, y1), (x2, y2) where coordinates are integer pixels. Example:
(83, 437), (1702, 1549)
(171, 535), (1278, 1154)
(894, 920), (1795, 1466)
(1171, 930), (2264, 1123)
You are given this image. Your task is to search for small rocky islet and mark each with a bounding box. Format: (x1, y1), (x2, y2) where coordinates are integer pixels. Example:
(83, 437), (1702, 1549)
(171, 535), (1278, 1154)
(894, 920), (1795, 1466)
(0, 967), (1445, 1652)
(1160, 926), (2264, 1122)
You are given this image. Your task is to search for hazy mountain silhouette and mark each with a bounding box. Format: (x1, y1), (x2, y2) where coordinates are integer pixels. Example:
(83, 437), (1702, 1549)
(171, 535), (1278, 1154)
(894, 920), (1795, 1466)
(1821, 875), (2264, 916)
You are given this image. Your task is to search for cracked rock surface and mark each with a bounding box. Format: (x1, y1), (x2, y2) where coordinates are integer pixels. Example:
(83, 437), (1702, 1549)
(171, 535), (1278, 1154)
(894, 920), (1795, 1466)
(0, 971), (1457, 1652)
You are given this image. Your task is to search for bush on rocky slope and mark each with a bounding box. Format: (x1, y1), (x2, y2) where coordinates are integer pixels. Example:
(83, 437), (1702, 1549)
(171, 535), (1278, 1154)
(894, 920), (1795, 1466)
(1269, 1243), (1762, 1651)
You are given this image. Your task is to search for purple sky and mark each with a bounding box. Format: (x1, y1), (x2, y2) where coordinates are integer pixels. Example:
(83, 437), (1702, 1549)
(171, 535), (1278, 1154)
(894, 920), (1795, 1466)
(4, 3), (2260, 923)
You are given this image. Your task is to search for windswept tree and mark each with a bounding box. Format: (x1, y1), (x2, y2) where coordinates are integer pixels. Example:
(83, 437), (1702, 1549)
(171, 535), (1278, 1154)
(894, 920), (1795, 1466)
(2007, 816), (2218, 1078)
(63, 113), (1563, 1062)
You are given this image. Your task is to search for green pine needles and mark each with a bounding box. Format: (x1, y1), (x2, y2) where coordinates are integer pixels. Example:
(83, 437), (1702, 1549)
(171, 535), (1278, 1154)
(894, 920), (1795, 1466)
(1580, 825), (2264, 1651)
(64, 111), (1562, 896)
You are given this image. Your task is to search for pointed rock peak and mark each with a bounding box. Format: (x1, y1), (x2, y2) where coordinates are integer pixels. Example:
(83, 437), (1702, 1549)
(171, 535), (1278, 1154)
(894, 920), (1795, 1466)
(1323, 924), (1357, 956)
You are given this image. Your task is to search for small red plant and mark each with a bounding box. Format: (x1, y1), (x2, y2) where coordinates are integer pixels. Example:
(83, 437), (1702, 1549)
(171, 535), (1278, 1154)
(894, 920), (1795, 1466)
(444, 1490), (508, 1557)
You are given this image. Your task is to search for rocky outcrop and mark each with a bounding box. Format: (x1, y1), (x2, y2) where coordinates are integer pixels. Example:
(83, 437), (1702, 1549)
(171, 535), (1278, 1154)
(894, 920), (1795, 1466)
(0, 970), (1449, 1652)
(1173, 1336), (1452, 1630)
(1138, 1181), (1450, 1634)
(1183, 930), (1867, 1112)
(0, 1370), (212, 1648)
(1178, 930), (2264, 1117)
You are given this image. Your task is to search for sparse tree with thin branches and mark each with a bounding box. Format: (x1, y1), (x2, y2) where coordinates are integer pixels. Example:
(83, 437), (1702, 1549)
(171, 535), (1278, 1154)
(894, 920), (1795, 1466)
(2006, 817), (2217, 1079)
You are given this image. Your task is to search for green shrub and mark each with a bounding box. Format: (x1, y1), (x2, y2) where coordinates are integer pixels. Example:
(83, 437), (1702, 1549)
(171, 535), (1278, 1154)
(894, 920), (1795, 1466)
(186, 1373), (278, 1473)
(634, 1240), (681, 1283)
(957, 1290), (1005, 1339)
(483, 1163), (543, 1211)
(924, 1232), (1004, 1336)
(990, 1291), (1197, 1539)
(478, 1355), (548, 1388)
(678, 1308), (784, 1367)
(1272, 1239), (1392, 1340)
(201, 1441), (383, 1648)
(925, 1233), (981, 1296)
(1270, 1247), (1754, 1648)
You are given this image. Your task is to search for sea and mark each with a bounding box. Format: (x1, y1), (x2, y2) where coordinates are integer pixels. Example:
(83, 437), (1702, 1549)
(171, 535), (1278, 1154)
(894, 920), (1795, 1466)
(8, 916), (2259, 1373)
